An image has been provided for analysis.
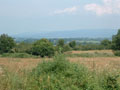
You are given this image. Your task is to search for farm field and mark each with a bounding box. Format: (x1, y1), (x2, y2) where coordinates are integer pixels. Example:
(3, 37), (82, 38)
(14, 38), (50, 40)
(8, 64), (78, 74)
(0, 50), (119, 73)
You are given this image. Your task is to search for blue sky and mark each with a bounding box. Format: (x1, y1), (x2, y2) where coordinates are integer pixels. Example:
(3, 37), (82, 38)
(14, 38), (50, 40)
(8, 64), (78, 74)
(0, 0), (120, 34)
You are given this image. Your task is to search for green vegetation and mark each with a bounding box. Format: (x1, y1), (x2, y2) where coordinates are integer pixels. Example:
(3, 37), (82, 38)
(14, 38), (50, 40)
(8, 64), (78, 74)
(112, 29), (120, 56)
(0, 53), (37, 58)
(15, 42), (32, 53)
(101, 39), (111, 49)
(30, 39), (55, 57)
(0, 34), (16, 54)
(0, 55), (120, 90)
(69, 40), (76, 49)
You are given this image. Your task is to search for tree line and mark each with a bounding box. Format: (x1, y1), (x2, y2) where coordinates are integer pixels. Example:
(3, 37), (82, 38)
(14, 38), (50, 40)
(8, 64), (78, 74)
(0, 29), (120, 57)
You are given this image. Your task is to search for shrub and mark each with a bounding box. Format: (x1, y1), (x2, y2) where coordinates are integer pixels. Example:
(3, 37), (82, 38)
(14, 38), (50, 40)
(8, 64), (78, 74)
(29, 55), (98, 90)
(113, 51), (120, 56)
(99, 72), (120, 90)
(30, 39), (55, 57)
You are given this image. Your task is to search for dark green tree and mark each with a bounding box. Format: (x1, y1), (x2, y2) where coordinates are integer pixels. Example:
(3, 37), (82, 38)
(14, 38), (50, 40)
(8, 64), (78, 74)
(101, 39), (111, 49)
(69, 40), (76, 49)
(31, 38), (55, 57)
(0, 34), (16, 53)
(112, 29), (120, 50)
(112, 29), (120, 56)
(57, 39), (64, 47)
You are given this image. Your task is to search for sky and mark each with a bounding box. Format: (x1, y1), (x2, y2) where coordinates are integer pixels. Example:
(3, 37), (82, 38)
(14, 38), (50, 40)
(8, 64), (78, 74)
(0, 0), (120, 35)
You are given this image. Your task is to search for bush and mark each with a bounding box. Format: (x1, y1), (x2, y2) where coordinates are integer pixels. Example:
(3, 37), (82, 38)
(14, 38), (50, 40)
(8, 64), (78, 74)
(30, 39), (55, 57)
(28, 55), (98, 90)
(99, 72), (120, 90)
(113, 51), (120, 56)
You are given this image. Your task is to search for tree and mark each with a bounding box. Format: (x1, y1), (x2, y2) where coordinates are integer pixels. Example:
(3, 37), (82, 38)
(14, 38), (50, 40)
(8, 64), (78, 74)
(112, 29), (120, 56)
(112, 29), (120, 50)
(31, 38), (55, 57)
(57, 39), (64, 47)
(101, 39), (111, 49)
(69, 40), (76, 49)
(0, 34), (16, 53)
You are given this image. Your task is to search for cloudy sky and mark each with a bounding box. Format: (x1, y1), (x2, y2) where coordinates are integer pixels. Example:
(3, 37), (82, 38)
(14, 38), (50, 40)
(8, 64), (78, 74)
(0, 0), (120, 34)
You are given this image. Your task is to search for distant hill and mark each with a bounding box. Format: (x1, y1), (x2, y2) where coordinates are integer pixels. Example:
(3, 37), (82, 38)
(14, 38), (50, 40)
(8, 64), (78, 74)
(13, 29), (118, 39)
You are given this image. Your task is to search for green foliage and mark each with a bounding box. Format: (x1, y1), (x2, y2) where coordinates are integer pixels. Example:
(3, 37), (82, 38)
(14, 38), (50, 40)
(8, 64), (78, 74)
(15, 42), (32, 53)
(57, 39), (64, 47)
(112, 29), (120, 56)
(78, 44), (104, 50)
(99, 72), (120, 90)
(56, 39), (72, 53)
(101, 39), (111, 49)
(112, 29), (120, 50)
(0, 34), (16, 54)
(26, 55), (98, 90)
(69, 40), (76, 49)
(63, 44), (72, 52)
(30, 38), (55, 57)
(0, 53), (37, 58)
(113, 50), (120, 56)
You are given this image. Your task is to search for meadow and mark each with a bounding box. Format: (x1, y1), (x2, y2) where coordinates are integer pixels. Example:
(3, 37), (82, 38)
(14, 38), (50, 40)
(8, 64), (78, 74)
(0, 50), (120, 90)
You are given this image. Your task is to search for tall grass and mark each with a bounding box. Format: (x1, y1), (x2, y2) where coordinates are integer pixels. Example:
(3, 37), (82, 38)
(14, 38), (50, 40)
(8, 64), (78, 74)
(65, 52), (115, 58)
(0, 54), (120, 90)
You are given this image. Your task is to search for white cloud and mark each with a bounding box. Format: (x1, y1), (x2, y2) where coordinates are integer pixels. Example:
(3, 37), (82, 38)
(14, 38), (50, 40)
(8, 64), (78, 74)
(54, 6), (78, 15)
(84, 0), (120, 16)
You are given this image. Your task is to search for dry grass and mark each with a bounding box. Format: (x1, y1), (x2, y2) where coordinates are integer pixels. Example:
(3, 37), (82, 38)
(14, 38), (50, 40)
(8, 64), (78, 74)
(0, 57), (120, 73)
(71, 50), (113, 54)
(69, 57), (120, 72)
(0, 50), (119, 74)
(0, 58), (50, 74)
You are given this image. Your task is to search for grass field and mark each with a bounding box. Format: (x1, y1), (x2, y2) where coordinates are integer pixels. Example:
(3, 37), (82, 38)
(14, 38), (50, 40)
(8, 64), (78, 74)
(0, 50), (120, 90)
(0, 50), (119, 73)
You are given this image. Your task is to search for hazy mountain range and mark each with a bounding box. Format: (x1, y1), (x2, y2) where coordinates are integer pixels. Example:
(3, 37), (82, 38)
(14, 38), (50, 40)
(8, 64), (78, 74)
(13, 29), (118, 39)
